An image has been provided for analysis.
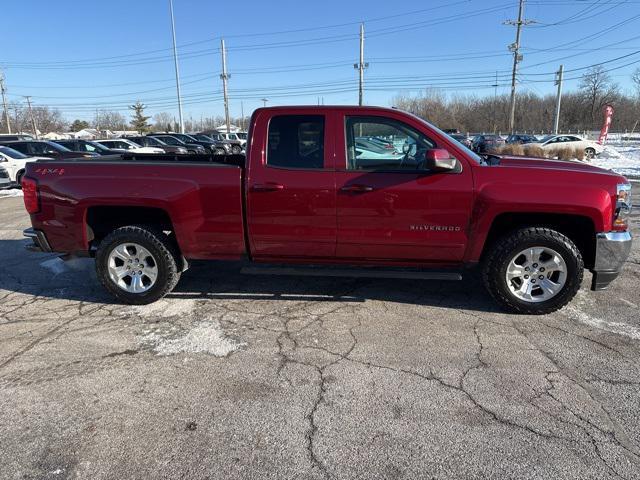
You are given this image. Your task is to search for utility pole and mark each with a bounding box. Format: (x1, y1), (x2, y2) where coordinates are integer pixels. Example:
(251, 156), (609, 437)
(353, 23), (368, 106)
(169, 0), (184, 133)
(492, 71), (499, 133)
(553, 64), (564, 134)
(504, 0), (533, 133)
(24, 96), (38, 139)
(220, 38), (231, 135)
(240, 101), (244, 130)
(0, 71), (11, 134)
(261, 98), (268, 107)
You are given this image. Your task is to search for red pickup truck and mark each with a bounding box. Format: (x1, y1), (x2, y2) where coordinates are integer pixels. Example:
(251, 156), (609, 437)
(22, 106), (632, 314)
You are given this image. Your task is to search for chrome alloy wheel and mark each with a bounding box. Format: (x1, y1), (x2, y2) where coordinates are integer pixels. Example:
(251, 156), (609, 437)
(505, 247), (567, 303)
(107, 243), (158, 293)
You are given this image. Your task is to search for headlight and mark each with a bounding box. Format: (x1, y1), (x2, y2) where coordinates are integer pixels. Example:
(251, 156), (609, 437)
(613, 183), (632, 231)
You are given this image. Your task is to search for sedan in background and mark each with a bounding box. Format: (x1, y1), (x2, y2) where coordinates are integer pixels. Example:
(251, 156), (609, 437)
(0, 165), (13, 189)
(506, 134), (539, 145)
(95, 139), (165, 154)
(527, 134), (604, 159)
(0, 146), (45, 185)
(126, 136), (188, 155)
(0, 140), (98, 160)
(471, 134), (505, 153)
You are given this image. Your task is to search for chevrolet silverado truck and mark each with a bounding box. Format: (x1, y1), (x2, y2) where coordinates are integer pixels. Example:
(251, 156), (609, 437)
(21, 106), (633, 314)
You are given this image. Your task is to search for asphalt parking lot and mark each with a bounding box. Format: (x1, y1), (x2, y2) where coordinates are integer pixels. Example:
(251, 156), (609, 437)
(1, 194), (639, 480)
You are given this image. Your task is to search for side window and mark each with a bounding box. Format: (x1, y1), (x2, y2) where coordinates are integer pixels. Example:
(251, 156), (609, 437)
(10, 143), (28, 154)
(345, 116), (436, 171)
(29, 143), (46, 154)
(267, 115), (325, 169)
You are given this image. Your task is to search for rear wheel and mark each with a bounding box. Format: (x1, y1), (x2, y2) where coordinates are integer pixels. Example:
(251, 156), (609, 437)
(482, 227), (583, 314)
(585, 147), (596, 159)
(96, 225), (181, 304)
(231, 145), (242, 154)
(214, 147), (226, 155)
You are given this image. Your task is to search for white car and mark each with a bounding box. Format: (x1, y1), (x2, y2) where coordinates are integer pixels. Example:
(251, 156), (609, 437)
(0, 146), (45, 185)
(529, 135), (604, 159)
(0, 165), (11, 189)
(219, 132), (246, 148)
(95, 139), (165, 154)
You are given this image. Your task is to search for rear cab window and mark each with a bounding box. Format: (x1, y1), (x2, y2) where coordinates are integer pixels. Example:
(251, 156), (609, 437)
(267, 115), (325, 169)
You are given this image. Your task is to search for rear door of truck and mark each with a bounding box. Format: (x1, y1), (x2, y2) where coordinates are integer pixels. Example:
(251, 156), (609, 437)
(246, 109), (336, 259)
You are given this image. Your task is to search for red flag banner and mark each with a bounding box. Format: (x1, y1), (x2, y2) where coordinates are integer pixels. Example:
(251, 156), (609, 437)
(598, 105), (614, 145)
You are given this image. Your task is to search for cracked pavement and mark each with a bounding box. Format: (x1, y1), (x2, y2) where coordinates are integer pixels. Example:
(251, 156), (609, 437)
(1, 196), (640, 479)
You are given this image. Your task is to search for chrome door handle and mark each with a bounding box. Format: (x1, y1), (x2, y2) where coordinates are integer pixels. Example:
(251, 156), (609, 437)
(252, 183), (284, 192)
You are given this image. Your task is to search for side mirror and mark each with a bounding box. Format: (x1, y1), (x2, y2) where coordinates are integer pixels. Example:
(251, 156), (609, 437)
(425, 149), (457, 172)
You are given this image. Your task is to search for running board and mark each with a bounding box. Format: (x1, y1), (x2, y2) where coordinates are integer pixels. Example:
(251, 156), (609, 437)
(241, 264), (462, 281)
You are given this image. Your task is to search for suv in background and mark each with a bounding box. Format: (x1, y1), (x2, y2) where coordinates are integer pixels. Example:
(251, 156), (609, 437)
(53, 139), (120, 155)
(506, 134), (539, 145)
(471, 134), (505, 153)
(0, 140), (98, 159)
(0, 134), (35, 141)
(126, 136), (188, 155)
(145, 134), (206, 154)
(199, 131), (243, 154)
(188, 134), (230, 155)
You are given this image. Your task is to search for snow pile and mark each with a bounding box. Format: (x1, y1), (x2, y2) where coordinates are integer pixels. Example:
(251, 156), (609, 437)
(141, 320), (245, 357)
(590, 141), (640, 178)
(0, 188), (23, 198)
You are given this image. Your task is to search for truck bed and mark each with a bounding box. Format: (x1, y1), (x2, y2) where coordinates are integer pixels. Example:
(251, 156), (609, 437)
(25, 154), (247, 260)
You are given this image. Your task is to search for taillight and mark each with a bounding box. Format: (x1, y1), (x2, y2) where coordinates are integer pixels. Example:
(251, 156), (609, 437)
(22, 176), (40, 214)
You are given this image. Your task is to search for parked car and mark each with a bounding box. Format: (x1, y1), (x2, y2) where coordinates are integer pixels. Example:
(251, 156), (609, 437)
(200, 131), (243, 154)
(506, 134), (539, 145)
(528, 135), (604, 159)
(449, 133), (473, 148)
(22, 105), (632, 315)
(94, 139), (165, 154)
(145, 134), (206, 154)
(150, 132), (225, 155)
(0, 146), (44, 185)
(0, 134), (34, 141)
(471, 134), (505, 153)
(53, 139), (120, 155)
(0, 140), (98, 160)
(126, 136), (188, 155)
(218, 132), (247, 149)
(0, 164), (11, 189)
(188, 134), (230, 155)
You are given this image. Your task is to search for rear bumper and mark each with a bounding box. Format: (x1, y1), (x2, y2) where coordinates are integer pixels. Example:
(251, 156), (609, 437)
(590, 231), (632, 290)
(23, 228), (52, 253)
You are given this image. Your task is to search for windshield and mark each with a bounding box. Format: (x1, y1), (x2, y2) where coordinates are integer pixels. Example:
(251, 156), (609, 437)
(170, 133), (194, 143)
(145, 137), (166, 146)
(45, 141), (71, 152)
(158, 136), (183, 146)
(540, 135), (554, 143)
(87, 141), (111, 153)
(0, 146), (29, 159)
(193, 134), (212, 142)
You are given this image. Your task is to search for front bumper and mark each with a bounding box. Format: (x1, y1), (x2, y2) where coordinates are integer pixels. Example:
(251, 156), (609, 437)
(591, 231), (632, 290)
(23, 228), (52, 253)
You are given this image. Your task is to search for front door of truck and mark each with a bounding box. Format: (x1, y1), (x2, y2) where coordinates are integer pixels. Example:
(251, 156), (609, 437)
(246, 112), (336, 259)
(334, 113), (474, 263)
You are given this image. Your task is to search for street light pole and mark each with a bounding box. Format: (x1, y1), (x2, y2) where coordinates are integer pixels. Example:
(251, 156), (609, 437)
(220, 38), (231, 135)
(24, 96), (38, 139)
(169, 0), (185, 133)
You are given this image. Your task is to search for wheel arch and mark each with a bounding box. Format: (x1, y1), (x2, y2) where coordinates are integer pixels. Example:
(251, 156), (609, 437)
(479, 212), (597, 269)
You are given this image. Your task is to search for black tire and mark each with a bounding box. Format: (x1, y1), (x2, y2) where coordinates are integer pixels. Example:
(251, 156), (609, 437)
(585, 147), (596, 159)
(482, 227), (583, 314)
(214, 147), (226, 155)
(231, 145), (242, 154)
(96, 225), (181, 305)
(15, 170), (25, 188)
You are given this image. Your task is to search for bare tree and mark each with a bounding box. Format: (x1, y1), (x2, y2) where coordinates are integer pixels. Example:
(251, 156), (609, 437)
(579, 66), (619, 127)
(93, 110), (128, 131)
(152, 111), (174, 131)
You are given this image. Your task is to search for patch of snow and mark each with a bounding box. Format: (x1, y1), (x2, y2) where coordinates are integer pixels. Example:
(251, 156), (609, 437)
(591, 141), (640, 178)
(140, 320), (245, 357)
(40, 258), (68, 275)
(0, 188), (23, 198)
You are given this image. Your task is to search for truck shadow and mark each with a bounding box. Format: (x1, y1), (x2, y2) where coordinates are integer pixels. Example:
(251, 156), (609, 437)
(0, 241), (500, 314)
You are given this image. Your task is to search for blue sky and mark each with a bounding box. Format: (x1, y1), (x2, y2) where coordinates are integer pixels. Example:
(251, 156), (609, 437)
(3, 0), (640, 123)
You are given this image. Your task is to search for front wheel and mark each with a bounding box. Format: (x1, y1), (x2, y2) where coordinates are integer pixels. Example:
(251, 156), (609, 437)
(96, 225), (181, 304)
(214, 147), (226, 155)
(231, 145), (242, 155)
(16, 170), (25, 188)
(482, 227), (583, 314)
